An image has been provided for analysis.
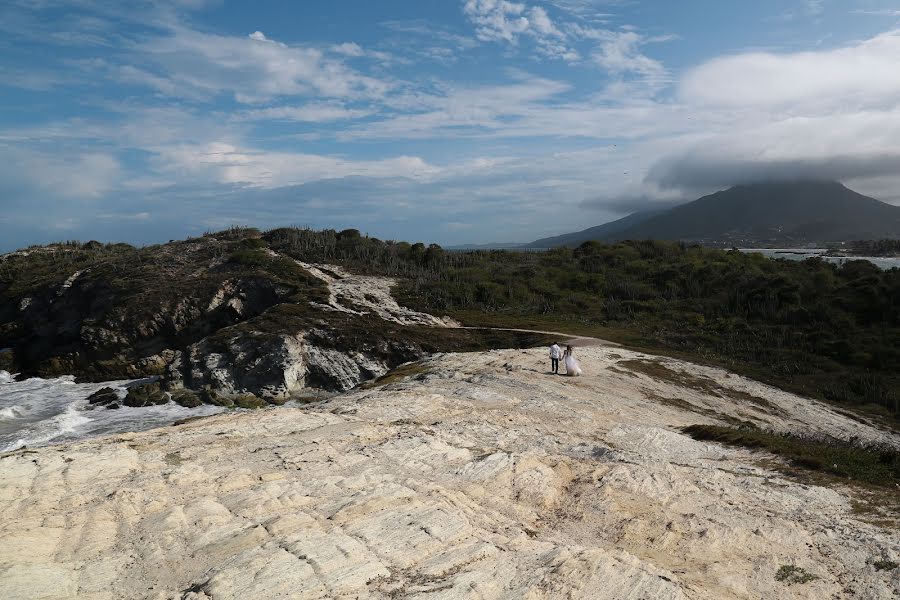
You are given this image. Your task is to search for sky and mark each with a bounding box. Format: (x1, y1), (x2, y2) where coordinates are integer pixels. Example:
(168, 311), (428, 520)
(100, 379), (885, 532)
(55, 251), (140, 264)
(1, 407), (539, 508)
(2, 0), (900, 251)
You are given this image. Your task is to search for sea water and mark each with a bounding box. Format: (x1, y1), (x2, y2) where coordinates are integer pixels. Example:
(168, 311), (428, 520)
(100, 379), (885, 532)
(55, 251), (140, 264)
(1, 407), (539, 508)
(0, 371), (225, 452)
(739, 249), (900, 270)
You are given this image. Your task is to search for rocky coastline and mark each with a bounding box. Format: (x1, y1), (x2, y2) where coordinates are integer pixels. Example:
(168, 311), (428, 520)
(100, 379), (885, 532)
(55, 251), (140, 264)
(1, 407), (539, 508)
(2, 345), (898, 599)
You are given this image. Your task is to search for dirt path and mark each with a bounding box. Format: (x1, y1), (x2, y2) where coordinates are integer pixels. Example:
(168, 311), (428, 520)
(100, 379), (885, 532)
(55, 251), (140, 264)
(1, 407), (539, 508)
(460, 326), (619, 348)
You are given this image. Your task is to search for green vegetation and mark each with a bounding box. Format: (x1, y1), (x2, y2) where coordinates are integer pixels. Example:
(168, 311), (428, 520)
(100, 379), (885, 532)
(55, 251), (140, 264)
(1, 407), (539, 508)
(0, 228), (329, 378)
(873, 560), (899, 571)
(3, 226), (898, 421)
(264, 228), (899, 421)
(775, 565), (819, 585)
(683, 424), (900, 487)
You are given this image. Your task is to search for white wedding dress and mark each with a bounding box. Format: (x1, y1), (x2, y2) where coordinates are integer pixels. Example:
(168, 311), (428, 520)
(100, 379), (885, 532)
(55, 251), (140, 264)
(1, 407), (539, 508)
(565, 353), (582, 376)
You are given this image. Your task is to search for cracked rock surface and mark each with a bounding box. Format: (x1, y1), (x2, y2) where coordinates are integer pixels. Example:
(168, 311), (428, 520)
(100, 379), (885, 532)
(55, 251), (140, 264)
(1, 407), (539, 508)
(1, 346), (898, 599)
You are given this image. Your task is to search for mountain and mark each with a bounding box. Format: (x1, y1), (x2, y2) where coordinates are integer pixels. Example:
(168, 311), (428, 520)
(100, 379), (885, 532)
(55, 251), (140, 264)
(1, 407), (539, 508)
(527, 208), (669, 248)
(530, 181), (900, 247)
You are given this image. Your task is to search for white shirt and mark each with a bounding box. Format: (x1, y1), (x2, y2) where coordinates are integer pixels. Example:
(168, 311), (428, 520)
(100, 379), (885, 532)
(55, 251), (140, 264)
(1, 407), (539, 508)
(549, 344), (561, 359)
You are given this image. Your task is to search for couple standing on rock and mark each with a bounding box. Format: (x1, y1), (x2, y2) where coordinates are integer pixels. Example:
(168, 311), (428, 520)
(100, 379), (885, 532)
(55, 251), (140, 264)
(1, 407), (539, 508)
(549, 342), (582, 376)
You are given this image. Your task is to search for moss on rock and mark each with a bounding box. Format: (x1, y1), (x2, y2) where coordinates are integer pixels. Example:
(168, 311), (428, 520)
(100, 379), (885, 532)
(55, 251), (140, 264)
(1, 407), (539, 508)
(171, 389), (202, 408)
(0, 349), (16, 373)
(234, 393), (266, 409)
(200, 387), (234, 408)
(123, 383), (169, 407)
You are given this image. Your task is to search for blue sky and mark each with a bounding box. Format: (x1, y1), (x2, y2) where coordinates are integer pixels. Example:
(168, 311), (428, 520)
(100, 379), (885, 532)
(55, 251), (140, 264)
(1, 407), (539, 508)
(2, 0), (900, 250)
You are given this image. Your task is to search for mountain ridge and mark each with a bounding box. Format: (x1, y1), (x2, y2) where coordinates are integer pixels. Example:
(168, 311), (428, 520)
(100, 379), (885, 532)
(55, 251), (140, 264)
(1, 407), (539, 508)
(528, 181), (900, 248)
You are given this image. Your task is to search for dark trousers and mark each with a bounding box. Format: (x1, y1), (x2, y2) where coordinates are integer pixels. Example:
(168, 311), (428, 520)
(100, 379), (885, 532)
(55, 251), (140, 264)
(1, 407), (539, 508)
(551, 358), (559, 373)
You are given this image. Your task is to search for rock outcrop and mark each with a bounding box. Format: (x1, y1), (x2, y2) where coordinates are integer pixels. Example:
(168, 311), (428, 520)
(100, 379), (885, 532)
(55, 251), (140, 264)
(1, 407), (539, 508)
(85, 387), (119, 407)
(122, 383), (168, 407)
(0, 235), (468, 404)
(1, 346), (897, 599)
(292, 258), (460, 328)
(0, 235), (306, 382)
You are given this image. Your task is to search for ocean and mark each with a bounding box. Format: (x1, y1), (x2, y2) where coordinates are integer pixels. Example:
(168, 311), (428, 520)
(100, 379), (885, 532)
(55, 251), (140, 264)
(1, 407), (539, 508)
(738, 249), (900, 270)
(0, 371), (225, 452)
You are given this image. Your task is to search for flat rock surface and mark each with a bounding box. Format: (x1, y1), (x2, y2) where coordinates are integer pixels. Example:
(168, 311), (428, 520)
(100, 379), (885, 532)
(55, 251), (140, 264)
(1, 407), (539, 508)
(1, 346), (899, 599)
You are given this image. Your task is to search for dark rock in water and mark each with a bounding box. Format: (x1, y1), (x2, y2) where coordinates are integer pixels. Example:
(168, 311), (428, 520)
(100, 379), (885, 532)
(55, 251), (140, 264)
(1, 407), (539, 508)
(171, 389), (202, 408)
(106, 403), (120, 410)
(87, 386), (119, 406)
(0, 348), (16, 373)
(234, 393), (266, 409)
(200, 387), (233, 408)
(123, 383), (169, 407)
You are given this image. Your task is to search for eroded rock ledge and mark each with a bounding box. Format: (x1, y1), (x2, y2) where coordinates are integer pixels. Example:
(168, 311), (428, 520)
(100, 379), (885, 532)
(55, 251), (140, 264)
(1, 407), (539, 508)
(1, 346), (897, 599)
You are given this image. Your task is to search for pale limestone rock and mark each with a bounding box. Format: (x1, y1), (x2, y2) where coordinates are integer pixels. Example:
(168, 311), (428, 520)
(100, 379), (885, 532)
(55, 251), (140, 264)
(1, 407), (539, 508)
(1, 346), (898, 599)
(288, 256), (460, 327)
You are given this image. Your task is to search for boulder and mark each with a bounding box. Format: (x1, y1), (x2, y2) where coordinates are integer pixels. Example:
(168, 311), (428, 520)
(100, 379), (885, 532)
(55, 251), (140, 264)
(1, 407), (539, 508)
(123, 383), (169, 407)
(187, 333), (308, 401)
(200, 387), (234, 408)
(234, 393), (266, 409)
(170, 389), (202, 408)
(0, 348), (15, 373)
(87, 387), (119, 406)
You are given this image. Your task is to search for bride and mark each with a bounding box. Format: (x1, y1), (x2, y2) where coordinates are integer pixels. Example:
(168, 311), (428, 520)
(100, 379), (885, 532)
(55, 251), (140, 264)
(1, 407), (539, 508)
(563, 345), (582, 376)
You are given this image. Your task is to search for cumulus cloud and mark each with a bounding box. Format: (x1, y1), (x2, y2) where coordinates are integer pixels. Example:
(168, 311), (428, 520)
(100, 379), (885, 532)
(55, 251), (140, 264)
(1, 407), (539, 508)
(462, 0), (672, 78)
(462, 0), (579, 60)
(463, 0), (535, 42)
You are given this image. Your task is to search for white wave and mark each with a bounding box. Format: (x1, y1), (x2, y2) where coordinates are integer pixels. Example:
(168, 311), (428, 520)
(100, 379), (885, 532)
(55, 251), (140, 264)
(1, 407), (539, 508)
(0, 405), (26, 420)
(0, 373), (227, 452)
(4, 404), (94, 451)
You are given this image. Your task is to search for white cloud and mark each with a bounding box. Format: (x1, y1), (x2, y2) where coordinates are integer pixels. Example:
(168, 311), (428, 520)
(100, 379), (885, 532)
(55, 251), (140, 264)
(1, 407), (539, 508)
(344, 73), (578, 140)
(332, 41), (364, 56)
(463, 0), (532, 43)
(852, 9), (900, 17)
(646, 30), (900, 201)
(681, 30), (900, 111)
(591, 30), (669, 81)
(462, 1), (672, 76)
(462, 0), (579, 61)
(0, 146), (122, 199)
(151, 141), (441, 188)
(237, 104), (372, 123)
(545, 0), (614, 21)
(133, 27), (391, 103)
(805, 0), (825, 16)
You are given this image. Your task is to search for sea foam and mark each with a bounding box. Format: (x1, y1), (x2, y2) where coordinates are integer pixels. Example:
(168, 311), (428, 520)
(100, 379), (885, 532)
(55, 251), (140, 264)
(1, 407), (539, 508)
(0, 370), (225, 451)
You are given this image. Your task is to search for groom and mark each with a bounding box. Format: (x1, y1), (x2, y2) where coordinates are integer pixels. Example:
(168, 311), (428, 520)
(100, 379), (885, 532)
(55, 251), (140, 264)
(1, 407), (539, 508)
(549, 341), (561, 374)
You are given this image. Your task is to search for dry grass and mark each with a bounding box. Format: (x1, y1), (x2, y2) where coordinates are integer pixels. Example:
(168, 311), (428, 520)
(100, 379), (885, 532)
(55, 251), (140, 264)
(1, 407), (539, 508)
(620, 359), (783, 415)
